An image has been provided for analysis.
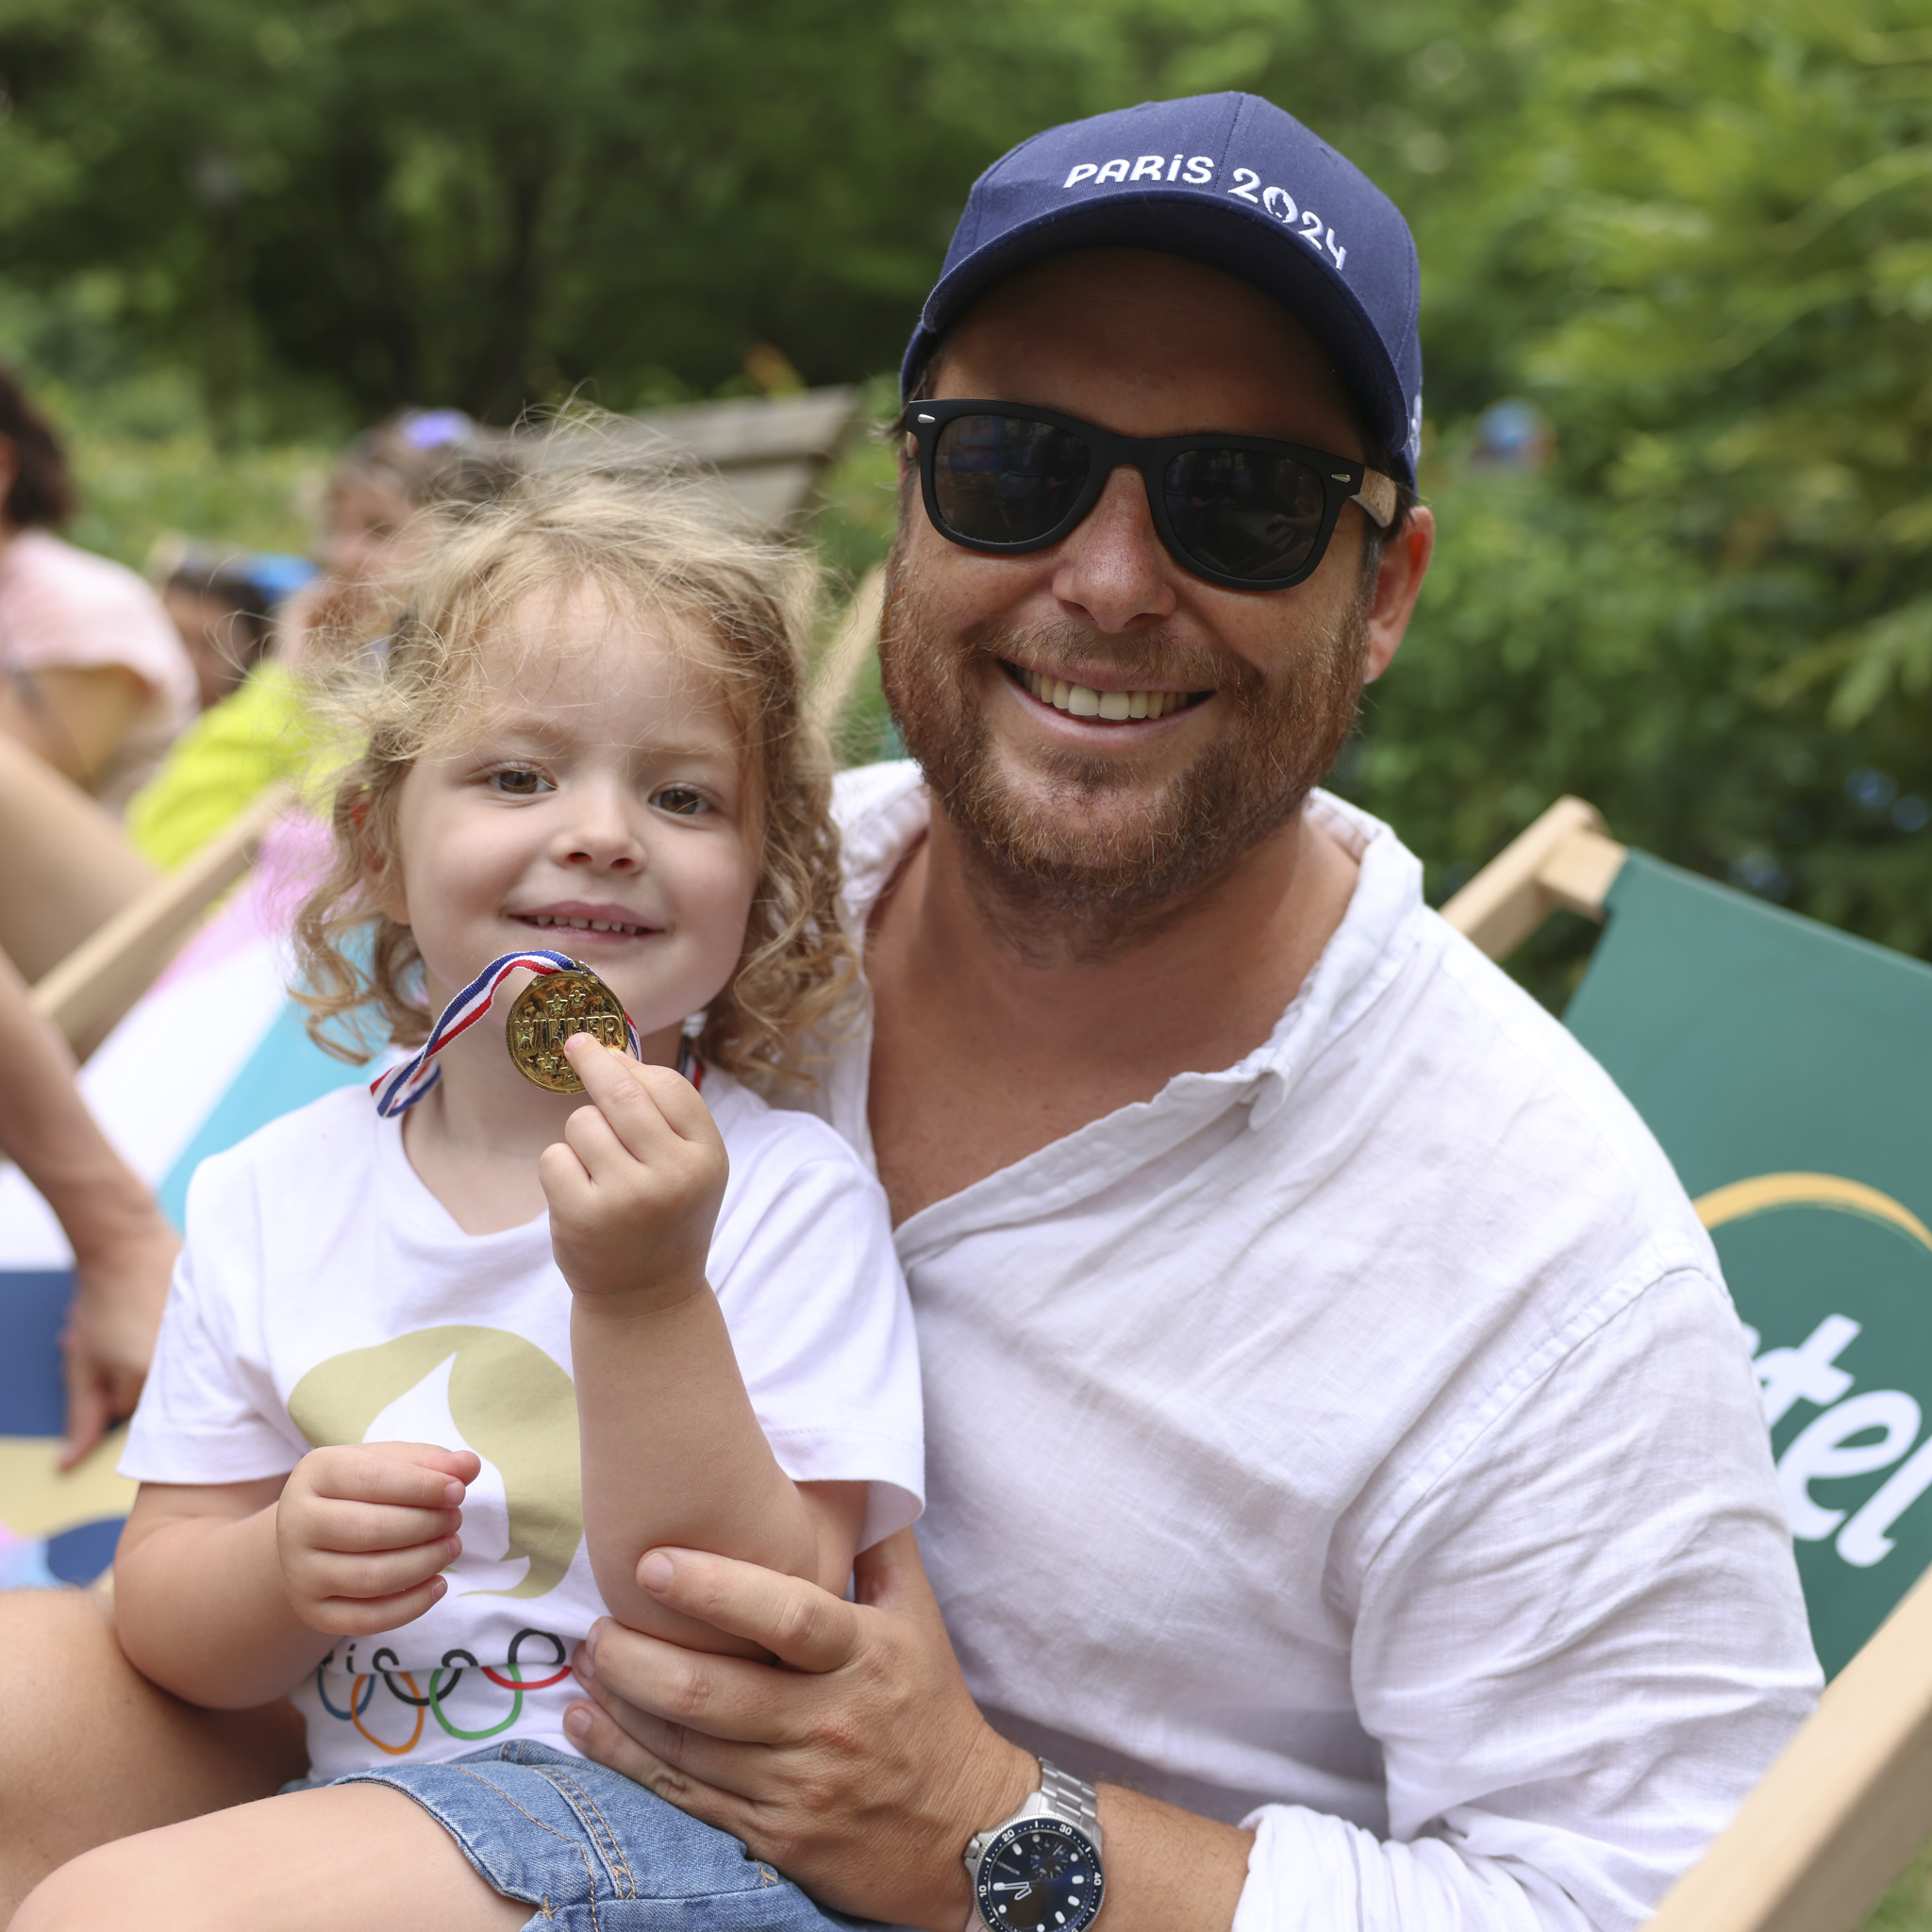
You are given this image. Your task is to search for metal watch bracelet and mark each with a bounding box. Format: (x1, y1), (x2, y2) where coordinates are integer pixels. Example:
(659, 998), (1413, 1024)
(1034, 1761), (1100, 1833)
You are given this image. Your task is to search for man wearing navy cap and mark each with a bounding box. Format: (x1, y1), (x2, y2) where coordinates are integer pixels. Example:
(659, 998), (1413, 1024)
(0, 92), (1815, 1932)
(558, 92), (1816, 1932)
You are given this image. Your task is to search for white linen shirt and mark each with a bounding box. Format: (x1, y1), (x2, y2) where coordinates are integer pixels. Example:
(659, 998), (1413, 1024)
(796, 764), (1818, 1932)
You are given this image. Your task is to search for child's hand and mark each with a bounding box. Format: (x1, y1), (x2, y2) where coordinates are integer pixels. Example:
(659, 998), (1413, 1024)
(276, 1441), (480, 1635)
(541, 1035), (729, 1307)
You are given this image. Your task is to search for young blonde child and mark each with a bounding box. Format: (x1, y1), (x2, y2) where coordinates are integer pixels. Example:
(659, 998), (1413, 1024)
(16, 464), (922, 1932)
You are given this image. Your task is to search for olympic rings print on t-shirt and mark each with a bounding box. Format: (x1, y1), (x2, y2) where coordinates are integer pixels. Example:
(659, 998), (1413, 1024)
(313, 1627), (573, 1757)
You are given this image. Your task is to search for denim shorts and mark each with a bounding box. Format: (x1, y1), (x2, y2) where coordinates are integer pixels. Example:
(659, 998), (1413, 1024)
(325, 1740), (869, 1932)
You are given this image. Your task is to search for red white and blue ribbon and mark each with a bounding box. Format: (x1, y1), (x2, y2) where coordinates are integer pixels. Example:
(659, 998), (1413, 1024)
(371, 949), (643, 1118)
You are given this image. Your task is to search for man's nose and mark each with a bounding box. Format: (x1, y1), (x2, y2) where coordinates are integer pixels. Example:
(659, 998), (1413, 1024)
(1048, 465), (1180, 632)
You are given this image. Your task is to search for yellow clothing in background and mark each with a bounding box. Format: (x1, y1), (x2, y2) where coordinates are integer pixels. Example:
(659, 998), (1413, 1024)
(125, 662), (313, 869)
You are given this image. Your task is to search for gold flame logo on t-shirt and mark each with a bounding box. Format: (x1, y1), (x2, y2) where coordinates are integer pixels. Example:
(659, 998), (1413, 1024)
(289, 1325), (580, 1601)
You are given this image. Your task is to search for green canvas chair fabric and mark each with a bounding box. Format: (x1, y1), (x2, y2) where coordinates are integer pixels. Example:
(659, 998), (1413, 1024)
(1562, 853), (1932, 1679)
(1440, 809), (1932, 1932)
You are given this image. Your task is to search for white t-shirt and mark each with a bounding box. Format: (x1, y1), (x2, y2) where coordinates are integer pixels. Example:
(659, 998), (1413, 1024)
(123, 1073), (924, 1779)
(795, 765), (1819, 1932)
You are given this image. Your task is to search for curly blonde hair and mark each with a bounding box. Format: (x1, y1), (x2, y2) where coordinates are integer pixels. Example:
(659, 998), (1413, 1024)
(291, 449), (855, 1090)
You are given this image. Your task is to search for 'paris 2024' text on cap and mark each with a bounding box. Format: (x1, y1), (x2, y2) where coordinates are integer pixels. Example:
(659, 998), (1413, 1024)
(902, 92), (1424, 487)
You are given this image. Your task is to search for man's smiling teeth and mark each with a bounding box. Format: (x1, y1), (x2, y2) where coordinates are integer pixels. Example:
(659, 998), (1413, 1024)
(522, 913), (647, 937)
(1021, 668), (1193, 720)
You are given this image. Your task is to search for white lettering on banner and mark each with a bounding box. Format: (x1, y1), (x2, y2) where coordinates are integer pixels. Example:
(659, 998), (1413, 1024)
(1096, 158), (1129, 184)
(1745, 1312), (1932, 1563)
(1130, 155), (1166, 181)
(1226, 167), (1348, 270)
(1754, 1312), (1858, 1424)
(1778, 1391), (1922, 1541)
(1840, 1439), (1932, 1567)
(1064, 164), (1098, 188)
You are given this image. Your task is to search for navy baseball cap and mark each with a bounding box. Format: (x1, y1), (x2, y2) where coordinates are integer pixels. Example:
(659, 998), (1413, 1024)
(901, 92), (1424, 487)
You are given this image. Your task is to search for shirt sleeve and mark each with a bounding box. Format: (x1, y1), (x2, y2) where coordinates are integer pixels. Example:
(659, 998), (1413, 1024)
(1232, 1268), (1820, 1932)
(710, 1134), (924, 1551)
(119, 1163), (309, 1485)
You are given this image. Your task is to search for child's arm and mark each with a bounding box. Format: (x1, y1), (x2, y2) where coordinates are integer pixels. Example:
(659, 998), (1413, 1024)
(546, 1037), (866, 1657)
(113, 1441), (478, 1708)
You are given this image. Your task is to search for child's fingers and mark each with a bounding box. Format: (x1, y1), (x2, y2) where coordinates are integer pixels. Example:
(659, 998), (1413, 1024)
(563, 1038), (724, 1160)
(563, 1038), (685, 1163)
(301, 1494), (462, 1554)
(306, 1572), (452, 1636)
(291, 1532), (461, 1607)
(303, 1443), (479, 1507)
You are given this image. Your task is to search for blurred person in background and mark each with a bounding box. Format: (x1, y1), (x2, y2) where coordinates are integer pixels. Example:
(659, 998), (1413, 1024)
(0, 409), (511, 969)
(0, 942), (177, 1467)
(156, 549), (316, 715)
(0, 368), (198, 808)
(124, 408), (511, 872)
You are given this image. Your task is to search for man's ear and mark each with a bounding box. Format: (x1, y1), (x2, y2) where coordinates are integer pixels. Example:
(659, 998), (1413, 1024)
(1363, 505), (1435, 685)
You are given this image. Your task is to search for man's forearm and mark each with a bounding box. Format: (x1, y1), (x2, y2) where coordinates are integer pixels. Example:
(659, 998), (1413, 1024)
(561, 1536), (1257, 1932)
(1085, 1786), (1252, 1932)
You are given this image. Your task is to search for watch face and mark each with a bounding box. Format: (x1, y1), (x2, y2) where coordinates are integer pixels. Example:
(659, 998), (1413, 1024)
(975, 1819), (1104, 1932)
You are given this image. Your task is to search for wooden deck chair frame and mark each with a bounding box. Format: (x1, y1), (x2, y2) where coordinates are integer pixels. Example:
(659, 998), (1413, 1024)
(1441, 798), (1932, 1932)
(31, 783), (293, 1062)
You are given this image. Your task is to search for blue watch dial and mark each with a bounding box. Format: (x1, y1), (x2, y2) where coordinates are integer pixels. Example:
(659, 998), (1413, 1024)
(975, 1819), (1104, 1932)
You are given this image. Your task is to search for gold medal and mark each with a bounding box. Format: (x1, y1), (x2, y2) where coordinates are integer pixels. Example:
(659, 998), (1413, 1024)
(505, 964), (630, 1092)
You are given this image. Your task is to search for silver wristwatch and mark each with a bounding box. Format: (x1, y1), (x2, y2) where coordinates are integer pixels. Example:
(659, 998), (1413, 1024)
(964, 1758), (1105, 1932)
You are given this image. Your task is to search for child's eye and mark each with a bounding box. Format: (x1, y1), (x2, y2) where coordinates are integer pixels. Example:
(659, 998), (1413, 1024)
(654, 786), (711, 818)
(489, 766), (554, 797)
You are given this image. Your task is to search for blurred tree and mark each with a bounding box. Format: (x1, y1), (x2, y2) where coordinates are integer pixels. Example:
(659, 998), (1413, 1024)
(6, 0), (1932, 979)
(1338, 0), (1932, 972)
(0, 0), (1484, 424)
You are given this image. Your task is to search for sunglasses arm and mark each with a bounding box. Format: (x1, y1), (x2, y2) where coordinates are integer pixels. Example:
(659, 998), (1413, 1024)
(1351, 468), (1399, 530)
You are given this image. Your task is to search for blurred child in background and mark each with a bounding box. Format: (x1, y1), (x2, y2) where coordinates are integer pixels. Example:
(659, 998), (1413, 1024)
(158, 550), (315, 715)
(125, 409), (512, 871)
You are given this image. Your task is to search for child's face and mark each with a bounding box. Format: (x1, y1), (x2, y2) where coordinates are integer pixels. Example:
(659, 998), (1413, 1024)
(324, 478), (416, 584)
(381, 589), (760, 1056)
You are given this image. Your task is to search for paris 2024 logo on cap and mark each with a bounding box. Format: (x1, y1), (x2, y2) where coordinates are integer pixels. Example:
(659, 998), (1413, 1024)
(904, 92), (1425, 487)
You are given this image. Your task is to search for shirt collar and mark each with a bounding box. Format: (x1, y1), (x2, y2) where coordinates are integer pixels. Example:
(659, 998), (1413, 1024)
(833, 763), (1428, 1132)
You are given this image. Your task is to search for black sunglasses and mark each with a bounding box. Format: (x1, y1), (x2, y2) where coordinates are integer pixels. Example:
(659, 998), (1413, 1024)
(907, 399), (1398, 593)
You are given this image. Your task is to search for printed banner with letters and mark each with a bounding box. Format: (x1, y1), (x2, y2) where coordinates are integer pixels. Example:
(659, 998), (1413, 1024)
(1567, 853), (1932, 1677)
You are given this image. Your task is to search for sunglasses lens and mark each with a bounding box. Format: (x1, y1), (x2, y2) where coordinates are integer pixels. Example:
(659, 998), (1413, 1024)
(1163, 448), (1327, 583)
(933, 414), (1091, 546)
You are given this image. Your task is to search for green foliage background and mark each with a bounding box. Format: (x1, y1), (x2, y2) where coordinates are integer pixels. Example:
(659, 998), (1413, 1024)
(5, 0), (1932, 1913)
(6, 0), (1930, 994)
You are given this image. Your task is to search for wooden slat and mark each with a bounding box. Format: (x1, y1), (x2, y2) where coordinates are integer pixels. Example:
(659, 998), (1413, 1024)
(1439, 796), (1627, 959)
(31, 785), (292, 1060)
(630, 388), (862, 471)
(1647, 1562), (1932, 1932)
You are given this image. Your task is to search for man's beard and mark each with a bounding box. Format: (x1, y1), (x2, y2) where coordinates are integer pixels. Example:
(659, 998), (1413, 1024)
(878, 554), (1374, 957)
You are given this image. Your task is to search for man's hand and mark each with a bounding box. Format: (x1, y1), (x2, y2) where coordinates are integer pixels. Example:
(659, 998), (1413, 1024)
(275, 1442), (479, 1634)
(541, 1035), (728, 1305)
(58, 1212), (177, 1468)
(564, 1528), (1034, 1932)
